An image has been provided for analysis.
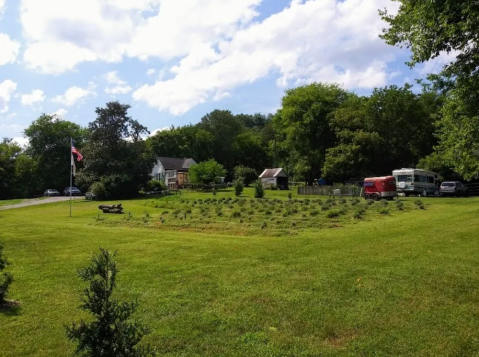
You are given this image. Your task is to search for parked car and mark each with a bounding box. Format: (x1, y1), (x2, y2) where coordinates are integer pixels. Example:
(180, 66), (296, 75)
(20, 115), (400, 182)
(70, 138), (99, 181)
(85, 191), (97, 200)
(440, 181), (469, 197)
(44, 189), (60, 197)
(63, 187), (82, 196)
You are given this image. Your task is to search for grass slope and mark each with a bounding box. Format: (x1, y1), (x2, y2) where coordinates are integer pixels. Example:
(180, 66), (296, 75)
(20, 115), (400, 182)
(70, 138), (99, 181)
(1, 188), (479, 356)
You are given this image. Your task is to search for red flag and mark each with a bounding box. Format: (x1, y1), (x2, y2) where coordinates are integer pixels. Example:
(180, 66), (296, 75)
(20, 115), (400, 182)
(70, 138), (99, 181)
(71, 146), (83, 161)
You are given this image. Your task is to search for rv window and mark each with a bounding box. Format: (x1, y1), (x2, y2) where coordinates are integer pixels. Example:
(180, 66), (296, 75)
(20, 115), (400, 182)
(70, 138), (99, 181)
(427, 176), (434, 184)
(420, 175), (428, 183)
(397, 175), (411, 182)
(414, 175), (420, 182)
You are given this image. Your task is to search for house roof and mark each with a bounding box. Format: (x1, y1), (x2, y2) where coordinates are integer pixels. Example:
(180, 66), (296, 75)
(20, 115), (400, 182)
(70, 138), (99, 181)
(259, 168), (287, 178)
(157, 157), (196, 171)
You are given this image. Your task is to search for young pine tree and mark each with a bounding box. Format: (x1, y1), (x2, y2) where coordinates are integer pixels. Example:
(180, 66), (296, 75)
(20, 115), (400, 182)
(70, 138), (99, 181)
(66, 248), (154, 357)
(0, 242), (14, 305)
(254, 179), (265, 199)
(233, 178), (244, 197)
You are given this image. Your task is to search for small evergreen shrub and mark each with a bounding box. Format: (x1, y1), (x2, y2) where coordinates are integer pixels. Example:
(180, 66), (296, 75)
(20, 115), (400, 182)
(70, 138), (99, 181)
(66, 248), (153, 357)
(254, 180), (265, 199)
(0, 242), (13, 305)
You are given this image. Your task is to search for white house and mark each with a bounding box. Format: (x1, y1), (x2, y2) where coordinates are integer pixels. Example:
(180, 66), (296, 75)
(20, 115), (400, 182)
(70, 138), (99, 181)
(259, 168), (289, 189)
(151, 157), (196, 189)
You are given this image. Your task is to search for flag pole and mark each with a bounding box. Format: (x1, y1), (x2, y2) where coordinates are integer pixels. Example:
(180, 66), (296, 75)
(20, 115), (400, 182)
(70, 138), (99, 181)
(70, 137), (73, 217)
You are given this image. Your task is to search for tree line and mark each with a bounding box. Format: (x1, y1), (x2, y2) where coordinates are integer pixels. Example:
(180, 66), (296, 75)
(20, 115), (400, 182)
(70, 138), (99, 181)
(3, 0), (479, 199)
(0, 79), (476, 200)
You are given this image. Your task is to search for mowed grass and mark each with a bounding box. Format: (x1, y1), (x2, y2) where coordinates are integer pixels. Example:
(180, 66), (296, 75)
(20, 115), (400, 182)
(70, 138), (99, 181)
(1, 188), (479, 356)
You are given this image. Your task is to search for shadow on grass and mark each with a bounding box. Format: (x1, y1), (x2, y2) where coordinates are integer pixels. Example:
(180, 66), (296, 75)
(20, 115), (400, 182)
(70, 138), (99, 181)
(0, 301), (21, 316)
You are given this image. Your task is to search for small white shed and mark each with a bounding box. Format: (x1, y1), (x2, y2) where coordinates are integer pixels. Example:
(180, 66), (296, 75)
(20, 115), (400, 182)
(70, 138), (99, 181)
(259, 168), (289, 189)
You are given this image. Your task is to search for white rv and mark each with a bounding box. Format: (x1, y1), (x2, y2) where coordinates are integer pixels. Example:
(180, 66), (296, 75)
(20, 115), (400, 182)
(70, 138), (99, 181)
(392, 168), (439, 196)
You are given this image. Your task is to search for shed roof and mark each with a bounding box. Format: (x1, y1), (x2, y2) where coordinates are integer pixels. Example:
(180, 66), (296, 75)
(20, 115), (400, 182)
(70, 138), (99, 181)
(158, 157), (196, 171)
(259, 168), (287, 178)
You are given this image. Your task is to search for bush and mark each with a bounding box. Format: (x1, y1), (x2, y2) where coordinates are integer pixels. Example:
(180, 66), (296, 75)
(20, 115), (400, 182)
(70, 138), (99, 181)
(66, 248), (153, 356)
(379, 208), (389, 215)
(231, 211), (241, 218)
(366, 199), (374, 206)
(234, 166), (257, 186)
(326, 210), (340, 218)
(0, 242), (13, 304)
(288, 192), (292, 200)
(354, 208), (366, 219)
(89, 181), (106, 200)
(254, 179), (265, 199)
(147, 180), (163, 192)
(380, 199), (389, 206)
(270, 185), (278, 190)
(310, 210), (319, 216)
(233, 178), (244, 197)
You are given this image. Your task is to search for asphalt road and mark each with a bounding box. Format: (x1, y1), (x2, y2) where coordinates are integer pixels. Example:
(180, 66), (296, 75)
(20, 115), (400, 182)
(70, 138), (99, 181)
(0, 196), (82, 211)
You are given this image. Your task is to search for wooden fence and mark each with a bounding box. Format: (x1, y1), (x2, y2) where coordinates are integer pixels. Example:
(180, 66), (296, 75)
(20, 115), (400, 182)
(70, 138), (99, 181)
(298, 185), (362, 197)
(465, 183), (479, 196)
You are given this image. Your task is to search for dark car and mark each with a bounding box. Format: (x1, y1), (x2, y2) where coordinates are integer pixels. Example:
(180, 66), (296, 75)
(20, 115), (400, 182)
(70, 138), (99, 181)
(63, 187), (82, 196)
(440, 181), (469, 197)
(44, 189), (60, 197)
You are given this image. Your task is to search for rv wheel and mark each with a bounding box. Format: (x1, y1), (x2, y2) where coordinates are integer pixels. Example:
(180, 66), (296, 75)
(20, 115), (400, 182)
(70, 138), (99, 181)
(372, 194), (380, 201)
(422, 189), (427, 197)
(364, 194), (370, 200)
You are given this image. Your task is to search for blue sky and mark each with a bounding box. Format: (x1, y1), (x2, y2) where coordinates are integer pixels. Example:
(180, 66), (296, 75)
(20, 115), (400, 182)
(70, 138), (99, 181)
(0, 0), (446, 144)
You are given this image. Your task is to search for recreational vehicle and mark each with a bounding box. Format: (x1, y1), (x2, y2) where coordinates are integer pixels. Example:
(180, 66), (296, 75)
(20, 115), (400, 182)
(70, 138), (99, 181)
(392, 168), (439, 196)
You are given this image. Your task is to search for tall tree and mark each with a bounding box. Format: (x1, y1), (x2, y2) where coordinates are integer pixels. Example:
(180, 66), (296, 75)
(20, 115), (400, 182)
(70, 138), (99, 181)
(323, 85), (442, 181)
(0, 139), (22, 200)
(77, 102), (154, 199)
(274, 83), (349, 184)
(23, 115), (85, 193)
(380, 0), (479, 179)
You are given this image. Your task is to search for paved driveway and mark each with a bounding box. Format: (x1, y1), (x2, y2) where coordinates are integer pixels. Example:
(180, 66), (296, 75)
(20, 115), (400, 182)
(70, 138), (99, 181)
(0, 196), (81, 211)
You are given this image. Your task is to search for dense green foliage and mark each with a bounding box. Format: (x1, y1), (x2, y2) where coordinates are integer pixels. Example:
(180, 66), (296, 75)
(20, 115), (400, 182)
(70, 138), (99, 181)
(188, 159), (226, 185)
(77, 102), (154, 199)
(323, 84), (442, 181)
(147, 111), (272, 179)
(66, 248), (153, 356)
(24, 114), (86, 193)
(233, 166), (257, 186)
(0, 139), (21, 200)
(0, 242), (13, 304)
(273, 83), (348, 184)
(380, 0), (479, 179)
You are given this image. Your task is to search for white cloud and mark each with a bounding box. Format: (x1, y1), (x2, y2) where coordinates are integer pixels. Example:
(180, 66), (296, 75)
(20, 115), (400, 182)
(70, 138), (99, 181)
(52, 83), (96, 106)
(418, 51), (458, 76)
(0, 80), (17, 114)
(13, 137), (29, 148)
(20, 0), (403, 114)
(19, 0), (261, 73)
(134, 0), (401, 114)
(104, 70), (132, 94)
(21, 89), (46, 106)
(0, 33), (21, 65)
(51, 108), (68, 118)
(149, 127), (170, 136)
(146, 68), (155, 76)
(0, 0), (5, 17)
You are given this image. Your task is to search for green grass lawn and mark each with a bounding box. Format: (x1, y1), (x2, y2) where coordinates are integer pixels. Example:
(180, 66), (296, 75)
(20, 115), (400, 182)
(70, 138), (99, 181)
(0, 199), (23, 207)
(1, 188), (479, 356)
